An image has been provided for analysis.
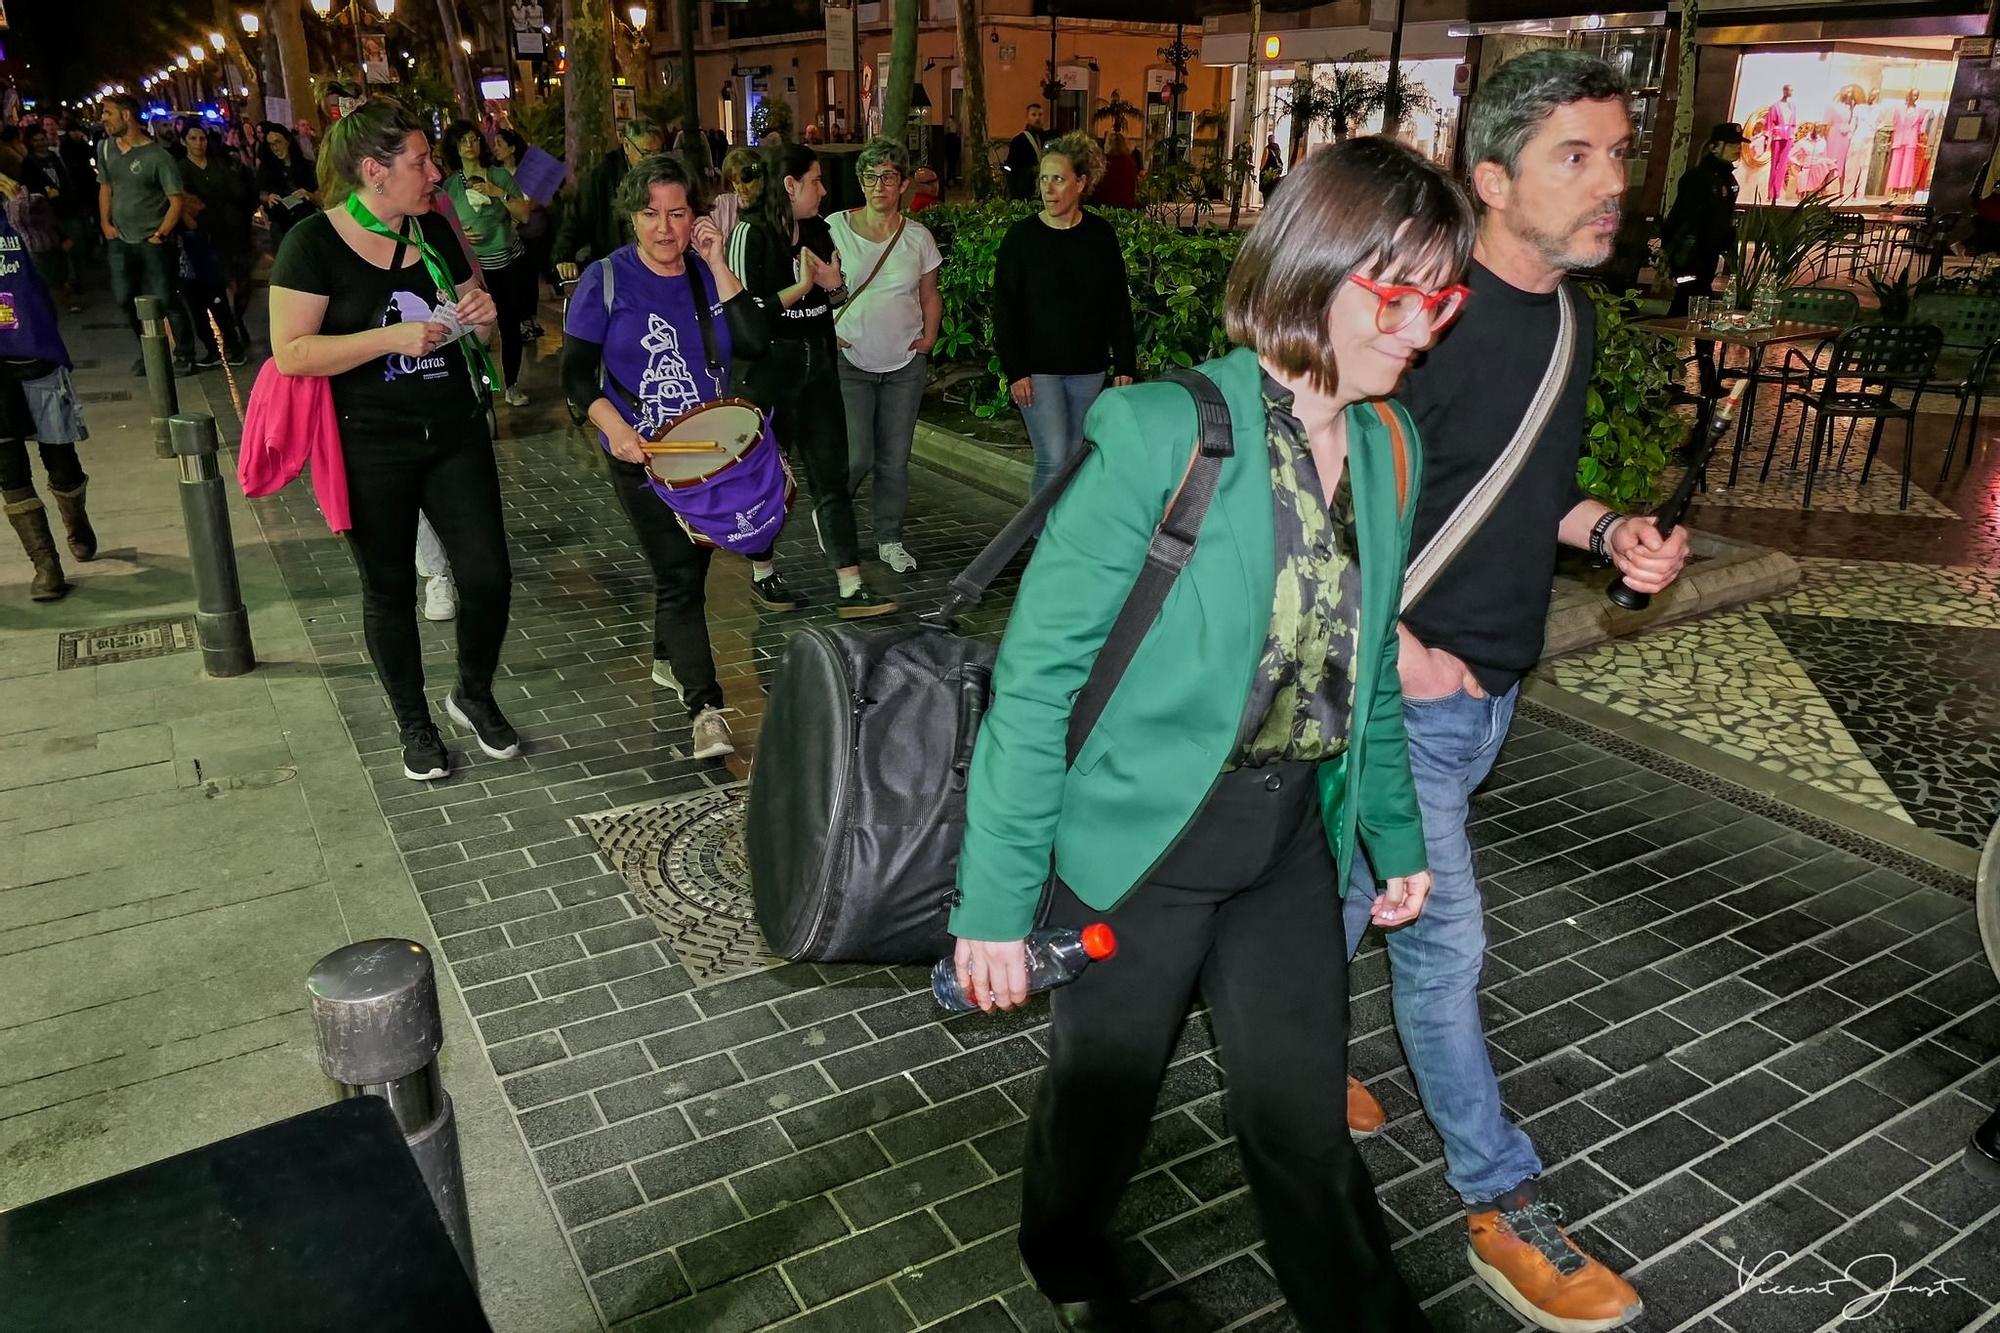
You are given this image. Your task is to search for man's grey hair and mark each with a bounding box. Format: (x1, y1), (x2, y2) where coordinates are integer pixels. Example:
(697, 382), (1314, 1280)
(1464, 49), (1629, 176)
(855, 136), (910, 182)
(623, 117), (664, 143)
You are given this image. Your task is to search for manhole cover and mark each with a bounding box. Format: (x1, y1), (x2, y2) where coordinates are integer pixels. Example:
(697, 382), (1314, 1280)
(585, 784), (775, 982)
(57, 617), (199, 669)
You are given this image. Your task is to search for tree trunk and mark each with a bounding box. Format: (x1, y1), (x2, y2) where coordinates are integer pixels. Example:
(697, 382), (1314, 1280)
(1660, 0), (1700, 216)
(954, 0), (994, 199)
(565, 0), (616, 179)
(268, 0), (317, 129)
(434, 0), (479, 118)
(881, 0), (920, 147)
(677, 0), (709, 175)
(1230, 0), (1261, 227)
(214, 0), (265, 125)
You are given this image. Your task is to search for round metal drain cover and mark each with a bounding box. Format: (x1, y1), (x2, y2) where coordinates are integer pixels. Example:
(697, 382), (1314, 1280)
(589, 785), (773, 982)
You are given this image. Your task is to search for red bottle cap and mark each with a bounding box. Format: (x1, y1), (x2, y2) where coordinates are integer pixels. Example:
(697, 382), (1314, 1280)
(1080, 923), (1117, 960)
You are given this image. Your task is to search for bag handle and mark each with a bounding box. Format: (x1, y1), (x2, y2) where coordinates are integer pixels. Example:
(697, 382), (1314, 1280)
(833, 210), (906, 325)
(1399, 283), (1578, 613)
(1368, 400), (1411, 519)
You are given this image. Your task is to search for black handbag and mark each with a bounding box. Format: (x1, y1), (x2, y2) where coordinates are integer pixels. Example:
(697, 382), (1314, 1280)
(746, 370), (1236, 963)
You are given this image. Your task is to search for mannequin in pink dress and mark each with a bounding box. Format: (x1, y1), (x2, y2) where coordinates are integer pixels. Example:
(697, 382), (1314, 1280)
(1889, 90), (1926, 194)
(1825, 91), (1855, 196)
(1796, 126), (1832, 194)
(1766, 86), (1798, 200)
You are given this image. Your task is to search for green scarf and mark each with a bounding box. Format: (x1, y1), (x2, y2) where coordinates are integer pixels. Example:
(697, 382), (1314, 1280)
(344, 194), (497, 396)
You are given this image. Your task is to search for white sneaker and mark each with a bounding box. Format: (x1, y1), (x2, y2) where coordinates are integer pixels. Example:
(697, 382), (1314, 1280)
(651, 660), (682, 696)
(878, 542), (917, 574)
(690, 706), (735, 759)
(504, 385), (529, 406)
(423, 574), (458, 621)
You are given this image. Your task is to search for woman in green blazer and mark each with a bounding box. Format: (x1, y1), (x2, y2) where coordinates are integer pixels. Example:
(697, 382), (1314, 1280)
(948, 138), (1476, 1332)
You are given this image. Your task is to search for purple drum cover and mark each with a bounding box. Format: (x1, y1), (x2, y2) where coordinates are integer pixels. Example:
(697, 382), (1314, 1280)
(647, 415), (790, 553)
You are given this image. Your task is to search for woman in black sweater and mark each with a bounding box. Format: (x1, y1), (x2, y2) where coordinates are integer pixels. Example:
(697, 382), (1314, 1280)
(993, 132), (1137, 495)
(257, 122), (319, 249)
(725, 143), (894, 618)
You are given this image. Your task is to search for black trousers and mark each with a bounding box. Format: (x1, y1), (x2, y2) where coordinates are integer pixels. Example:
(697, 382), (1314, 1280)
(1021, 763), (1428, 1332)
(0, 441), (84, 496)
(342, 412), (513, 728)
(487, 256), (538, 388)
(765, 338), (860, 570)
(606, 453), (772, 718)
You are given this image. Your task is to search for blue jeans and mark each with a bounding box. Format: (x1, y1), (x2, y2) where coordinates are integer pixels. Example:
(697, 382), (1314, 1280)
(1344, 683), (1543, 1207)
(1018, 372), (1104, 496)
(839, 352), (928, 544)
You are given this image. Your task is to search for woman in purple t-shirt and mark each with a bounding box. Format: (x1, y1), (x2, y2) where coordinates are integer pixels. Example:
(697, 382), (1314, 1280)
(561, 154), (774, 762)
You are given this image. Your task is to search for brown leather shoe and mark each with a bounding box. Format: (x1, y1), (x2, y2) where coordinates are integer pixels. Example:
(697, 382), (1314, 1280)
(1346, 1075), (1386, 1136)
(1467, 1186), (1643, 1332)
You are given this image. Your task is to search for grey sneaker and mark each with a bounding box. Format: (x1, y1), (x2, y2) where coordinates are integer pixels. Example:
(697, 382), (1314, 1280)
(690, 707), (735, 759)
(878, 542), (917, 574)
(651, 660), (682, 696)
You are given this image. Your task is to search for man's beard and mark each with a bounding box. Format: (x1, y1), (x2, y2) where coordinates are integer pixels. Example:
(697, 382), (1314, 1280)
(1518, 203), (1621, 272)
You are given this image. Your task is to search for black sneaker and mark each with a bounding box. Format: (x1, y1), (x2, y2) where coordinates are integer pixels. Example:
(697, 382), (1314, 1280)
(172, 357), (196, 376)
(749, 570), (803, 612)
(193, 347), (222, 369)
(836, 581), (898, 620)
(445, 691), (522, 759)
(225, 347), (249, 367)
(400, 721), (451, 781)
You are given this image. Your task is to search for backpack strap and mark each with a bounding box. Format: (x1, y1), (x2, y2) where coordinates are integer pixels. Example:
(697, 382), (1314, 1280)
(1369, 399), (1411, 519)
(1063, 369), (1234, 763)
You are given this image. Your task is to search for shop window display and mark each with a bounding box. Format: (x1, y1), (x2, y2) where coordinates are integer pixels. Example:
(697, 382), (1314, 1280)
(1731, 49), (1955, 204)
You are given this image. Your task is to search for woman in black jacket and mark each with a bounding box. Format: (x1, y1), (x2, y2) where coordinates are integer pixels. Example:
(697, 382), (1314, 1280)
(993, 132), (1137, 496)
(724, 143), (894, 619)
(257, 122), (319, 249)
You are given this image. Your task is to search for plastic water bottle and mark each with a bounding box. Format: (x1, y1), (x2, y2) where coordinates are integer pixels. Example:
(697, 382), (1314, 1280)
(932, 925), (1118, 1012)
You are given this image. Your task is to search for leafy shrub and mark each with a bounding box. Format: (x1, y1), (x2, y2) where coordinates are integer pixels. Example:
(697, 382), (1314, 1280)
(1579, 283), (1683, 510)
(927, 205), (1674, 507)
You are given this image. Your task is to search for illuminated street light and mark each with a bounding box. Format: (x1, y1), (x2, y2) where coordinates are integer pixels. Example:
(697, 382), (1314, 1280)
(627, 4), (647, 29)
(190, 44), (206, 62)
(208, 31), (226, 51)
(176, 55), (191, 70)
(372, 0), (396, 15)
(459, 37), (473, 54)
(240, 12), (260, 34)
(310, 0), (334, 17)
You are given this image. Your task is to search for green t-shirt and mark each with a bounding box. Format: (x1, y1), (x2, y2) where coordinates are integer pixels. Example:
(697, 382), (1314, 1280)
(95, 137), (184, 242)
(443, 165), (524, 265)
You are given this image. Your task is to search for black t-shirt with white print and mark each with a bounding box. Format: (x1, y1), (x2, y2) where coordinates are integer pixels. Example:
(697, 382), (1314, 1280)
(269, 208), (477, 433)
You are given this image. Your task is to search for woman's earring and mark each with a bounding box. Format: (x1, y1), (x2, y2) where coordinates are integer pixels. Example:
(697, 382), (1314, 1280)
(375, 183), (386, 195)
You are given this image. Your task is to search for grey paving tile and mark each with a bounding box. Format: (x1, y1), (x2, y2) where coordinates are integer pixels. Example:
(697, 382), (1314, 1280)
(1593, 1172), (1735, 1260)
(820, 1025), (963, 1091)
(551, 1168), (644, 1227)
(521, 1094), (606, 1148)
(621, 1268), (799, 1333)
(632, 1120), (793, 1199)
(785, 1210), (956, 1308)
(1797, 1134), (1929, 1215)
(537, 1104), (697, 1186)
(572, 1181), (741, 1273)
(1684, 1069), (1808, 1140)
(765, 1283), (916, 1333)
(893, 1232), (1030, 1325)
(589, 1252), (690, 1324)
(595, 1052), (743, 1123)
(873, 1088), (1023, 1163)
(778, 1076), (928, 1150)
(1779, 1080), (1905, 1151)
(732, 1131), (891, 1217)
(504, 1042), (653, 1110)
(675, 1196), (849, 1291)
(832, 1142), (993, 1229)
(1589, 1111), (1720, 1191)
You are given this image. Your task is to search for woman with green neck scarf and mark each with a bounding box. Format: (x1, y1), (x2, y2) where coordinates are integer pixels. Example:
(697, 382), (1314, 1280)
(267, 97), (519, 785)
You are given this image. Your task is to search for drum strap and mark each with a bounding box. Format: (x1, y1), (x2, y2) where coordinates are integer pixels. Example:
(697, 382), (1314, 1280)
(594, 252), (727, 426)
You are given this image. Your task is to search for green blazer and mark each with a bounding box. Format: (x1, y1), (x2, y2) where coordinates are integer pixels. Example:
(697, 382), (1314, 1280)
(950, 347), (1430, 942)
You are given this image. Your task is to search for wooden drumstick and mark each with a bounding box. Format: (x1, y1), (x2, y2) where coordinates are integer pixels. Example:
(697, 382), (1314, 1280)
(639, 441), (725, 454)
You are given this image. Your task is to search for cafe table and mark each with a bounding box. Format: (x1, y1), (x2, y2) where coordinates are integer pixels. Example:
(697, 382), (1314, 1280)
(1632, 314), (1845, 486)
(0, 1098), (492, 1333)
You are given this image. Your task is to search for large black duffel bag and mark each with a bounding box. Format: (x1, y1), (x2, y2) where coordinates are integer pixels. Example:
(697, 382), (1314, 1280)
(746, 371), (1235, 963)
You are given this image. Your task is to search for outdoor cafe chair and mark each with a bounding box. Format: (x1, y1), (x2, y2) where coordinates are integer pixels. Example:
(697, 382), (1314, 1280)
(1908, 291), (2000, 484)
(1767, 321), (1942, 511)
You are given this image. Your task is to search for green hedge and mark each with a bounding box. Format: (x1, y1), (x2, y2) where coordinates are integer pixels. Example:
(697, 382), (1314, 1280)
(923, 201), (1672, 509)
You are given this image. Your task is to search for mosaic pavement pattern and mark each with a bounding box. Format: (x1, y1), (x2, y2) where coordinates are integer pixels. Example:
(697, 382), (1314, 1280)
(234, 393), (2000, 1332)
(1764, 614), (2000, 847)
(1775, 560), (2000, 630)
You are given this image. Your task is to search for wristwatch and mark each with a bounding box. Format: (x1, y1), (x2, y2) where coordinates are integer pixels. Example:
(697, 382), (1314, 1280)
(1588, 511), (1624, 562)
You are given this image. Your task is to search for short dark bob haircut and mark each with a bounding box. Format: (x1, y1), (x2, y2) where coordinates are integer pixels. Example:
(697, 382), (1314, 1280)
(615, 151), (705, 218)
(1224, 136), (1474, 393)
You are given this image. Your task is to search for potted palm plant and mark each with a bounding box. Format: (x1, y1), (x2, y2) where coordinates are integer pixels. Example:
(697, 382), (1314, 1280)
(1727, 180), (1842, 310)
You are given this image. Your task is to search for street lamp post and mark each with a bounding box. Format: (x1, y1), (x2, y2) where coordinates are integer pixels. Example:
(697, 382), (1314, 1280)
(620, 4), (651, 95)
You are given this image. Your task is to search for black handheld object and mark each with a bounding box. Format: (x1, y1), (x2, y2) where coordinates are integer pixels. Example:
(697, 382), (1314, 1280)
(1605, 379), (1750, 612)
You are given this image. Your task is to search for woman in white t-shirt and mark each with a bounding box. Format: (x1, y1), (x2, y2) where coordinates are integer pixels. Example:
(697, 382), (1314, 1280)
(828, 137), (942, 574)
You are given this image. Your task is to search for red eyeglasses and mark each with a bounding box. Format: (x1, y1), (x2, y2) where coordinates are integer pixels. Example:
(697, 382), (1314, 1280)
(1348, 275), (1471, 335)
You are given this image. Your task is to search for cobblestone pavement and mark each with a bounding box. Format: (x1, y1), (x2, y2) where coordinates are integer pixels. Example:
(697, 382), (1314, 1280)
(221, 369), (2000, 1331)
(1541, 387), (2000, 851)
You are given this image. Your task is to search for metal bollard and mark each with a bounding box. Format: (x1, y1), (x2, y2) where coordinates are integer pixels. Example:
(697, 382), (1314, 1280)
(136, 295), (179, 460)
(308, 940), (477, 1285)
(167, 413), (256, 677)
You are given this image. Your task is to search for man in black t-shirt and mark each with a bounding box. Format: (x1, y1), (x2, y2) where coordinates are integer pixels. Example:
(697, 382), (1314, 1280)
(1342, 51), (1689, 1333)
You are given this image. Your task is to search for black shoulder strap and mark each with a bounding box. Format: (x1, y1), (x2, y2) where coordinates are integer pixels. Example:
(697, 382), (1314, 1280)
(929, 368), (1236, 766)
(686, 259), (722, 376)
